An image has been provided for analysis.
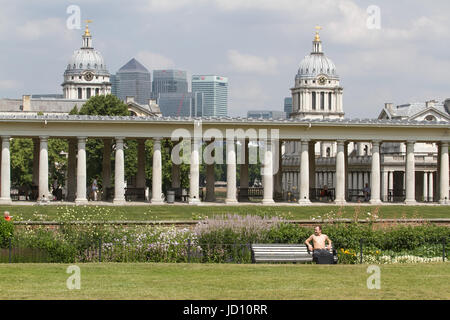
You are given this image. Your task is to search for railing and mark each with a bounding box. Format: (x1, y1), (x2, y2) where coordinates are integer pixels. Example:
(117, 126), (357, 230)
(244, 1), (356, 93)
(1, 238), (447, 264)
(238, 187), (264, 200)
(310, 188), (335, 202)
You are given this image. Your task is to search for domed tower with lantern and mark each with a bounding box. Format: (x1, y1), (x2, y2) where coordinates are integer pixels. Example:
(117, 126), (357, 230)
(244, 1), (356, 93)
(290, 27), (344, 119)
(62, 21), (111, 100)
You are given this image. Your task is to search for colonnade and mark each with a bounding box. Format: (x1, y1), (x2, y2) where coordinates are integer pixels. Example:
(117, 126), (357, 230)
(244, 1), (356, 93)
(0, 136), (448, 205)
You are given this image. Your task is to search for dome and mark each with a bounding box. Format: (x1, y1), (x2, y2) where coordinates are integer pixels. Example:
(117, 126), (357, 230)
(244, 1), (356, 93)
(64, 24), (109, 76)
(66, 49), (107, 73)
(297, 53), (338, 79)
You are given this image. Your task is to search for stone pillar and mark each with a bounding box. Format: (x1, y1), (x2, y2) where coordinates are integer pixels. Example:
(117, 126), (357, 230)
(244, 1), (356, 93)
(370, 141), (381, 204)
(39, 136), (49, 201)
(423, 172), (428, 202)
(225, 138), (237, 204)
(113, 137), (126, 205)
(136, 139), (146, 189)
(66, 139), (77, 201)
(439, 142), (449, 204)
(309, 141), (316, 193)
(429, 172), (434, 202)
(102, 139), (112, 200)
(189, 138), (201, 204)
(335, 140), (346, 205)
(299, 140), (311, 204)
(382, 170), (388, 202)
(262, 140), (275, 204)
(151, 138), (164, 204)
(405, 141), (416, 205)
(344, 142), (349, 200)
(0, 136), (11, 204)
(75, 137), (88, 205)
(171, 142), (181, 190)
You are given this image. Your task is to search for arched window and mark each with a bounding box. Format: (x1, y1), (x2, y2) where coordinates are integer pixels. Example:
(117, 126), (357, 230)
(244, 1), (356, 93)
(79, 63), (83, 69)
(326, 147), (331, 157)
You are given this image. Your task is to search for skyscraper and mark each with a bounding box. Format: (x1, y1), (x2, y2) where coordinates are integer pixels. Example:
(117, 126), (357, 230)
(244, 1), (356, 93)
(191, 75), (228, 117)
(284, 97), (293, 115)
(112, 58), (151, 105)
(157, 92), (203, 117)
(152, 70), (188, 97)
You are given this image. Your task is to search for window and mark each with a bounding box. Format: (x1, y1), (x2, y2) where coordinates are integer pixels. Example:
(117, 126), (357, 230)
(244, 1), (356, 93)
(86, 88), (91, 99)
(312, 92), (316, 110)
(320, 92), (325, 110)
(425, 115), (436, 121)
(78, 88), (82, 99)
(328, 93), (332, 110)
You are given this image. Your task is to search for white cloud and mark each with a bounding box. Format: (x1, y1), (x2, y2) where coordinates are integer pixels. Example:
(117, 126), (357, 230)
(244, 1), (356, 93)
(0, 80), (21, 90)
(227, 50), (278, 75)
(16, 18), (67, 40)
(135, 51), (176, 70)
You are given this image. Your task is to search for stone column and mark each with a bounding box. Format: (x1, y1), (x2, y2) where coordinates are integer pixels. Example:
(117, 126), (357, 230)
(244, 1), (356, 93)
(66, 139), (77, 201)
(225, 138), (237, 204)
(439, 142), (449, 204)
(0, 137), (11, 204)
(189, 138), (201, 204)
(262, 139), (275, 204)
(39, 136), (49, 201)
(405, 141), (416, 205)
(429, 172), (434, 202)
(382, 170), (388, 202)
(423, 172), (428, 202)
(299, 139), (311, 204)
(136, 139), (146, 189)
(370, 141), (381, 204)
(309, 141), (316, 195)
(102, 139), (112, 200)
(75, 137), (88, 205)
(113, 137), (126, 205)
(344, 142), (349, 200)
(335, 140), (346, 205)
(171, 142), (181, 190)
(151, 138), (164, 204)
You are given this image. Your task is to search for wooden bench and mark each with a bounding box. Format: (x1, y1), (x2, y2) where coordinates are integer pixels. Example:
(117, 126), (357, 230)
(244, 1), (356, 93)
(251, 244), (337, 264)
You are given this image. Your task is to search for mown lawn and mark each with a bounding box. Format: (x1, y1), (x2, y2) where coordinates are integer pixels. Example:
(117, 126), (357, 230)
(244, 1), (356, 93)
(0, 263), (448, 300)
(1, 205), (449, 221)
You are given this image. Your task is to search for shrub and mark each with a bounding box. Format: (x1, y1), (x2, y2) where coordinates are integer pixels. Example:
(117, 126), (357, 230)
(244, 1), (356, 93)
(0, 219), (14, 248)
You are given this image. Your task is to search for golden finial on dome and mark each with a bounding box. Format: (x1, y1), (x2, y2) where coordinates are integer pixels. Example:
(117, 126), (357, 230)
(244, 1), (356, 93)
(314, 25), (322, 41)
(84, 19), (93, 36)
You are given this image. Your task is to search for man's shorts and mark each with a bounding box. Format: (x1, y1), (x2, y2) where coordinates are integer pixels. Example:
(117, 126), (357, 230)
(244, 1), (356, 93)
(313, 249), (334, 264)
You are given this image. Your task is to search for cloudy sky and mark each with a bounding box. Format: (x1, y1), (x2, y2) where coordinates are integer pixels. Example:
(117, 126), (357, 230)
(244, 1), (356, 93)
(0, 0), (449, 118)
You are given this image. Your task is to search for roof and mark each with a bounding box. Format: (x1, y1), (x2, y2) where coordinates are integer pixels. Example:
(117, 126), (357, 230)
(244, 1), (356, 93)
(118, 58), (150, 73)
(380, 101), (450, 121)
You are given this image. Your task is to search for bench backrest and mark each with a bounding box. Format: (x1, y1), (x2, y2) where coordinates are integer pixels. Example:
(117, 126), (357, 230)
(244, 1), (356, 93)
(251, 244), (313, 263)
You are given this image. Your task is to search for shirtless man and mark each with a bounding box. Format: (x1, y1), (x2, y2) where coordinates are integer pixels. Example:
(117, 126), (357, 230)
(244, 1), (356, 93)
(305, 226), (332, 263)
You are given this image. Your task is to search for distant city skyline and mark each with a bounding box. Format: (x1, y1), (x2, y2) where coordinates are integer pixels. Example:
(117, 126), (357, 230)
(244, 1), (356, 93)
(0, 1), (449, 118)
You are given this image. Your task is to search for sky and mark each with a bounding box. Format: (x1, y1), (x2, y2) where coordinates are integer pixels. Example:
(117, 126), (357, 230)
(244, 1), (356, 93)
(0, 0), (449, 118)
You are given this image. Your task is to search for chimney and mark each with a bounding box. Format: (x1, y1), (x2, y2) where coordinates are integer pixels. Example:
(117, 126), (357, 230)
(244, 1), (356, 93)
(384, 103), (393, 110)
(22, 95), (31, 111)
(126, 96), (135, 103)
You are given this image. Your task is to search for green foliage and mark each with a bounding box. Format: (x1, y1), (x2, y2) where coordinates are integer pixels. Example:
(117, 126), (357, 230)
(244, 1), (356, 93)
(0, 219), (14, 248)
(10, 138), (33, 187)
(69, 105), (78, 115)
(78, 94), (130, 116)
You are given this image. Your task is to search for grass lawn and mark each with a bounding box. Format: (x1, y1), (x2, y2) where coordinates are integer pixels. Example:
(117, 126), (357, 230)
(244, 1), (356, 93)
(1, 205), (449, 222)
(0, 263), (448, 300)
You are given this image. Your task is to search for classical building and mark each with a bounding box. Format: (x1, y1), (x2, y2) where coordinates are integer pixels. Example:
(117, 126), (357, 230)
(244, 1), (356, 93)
(62, 23), (111, 100)
(282, 29), (450, 204)
(0, 24), (160, 117)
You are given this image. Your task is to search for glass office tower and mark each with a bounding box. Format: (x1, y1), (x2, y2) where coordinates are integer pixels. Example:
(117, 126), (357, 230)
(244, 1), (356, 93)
(113, 58), (151, 105)
(191, 75), (228, 117)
